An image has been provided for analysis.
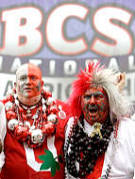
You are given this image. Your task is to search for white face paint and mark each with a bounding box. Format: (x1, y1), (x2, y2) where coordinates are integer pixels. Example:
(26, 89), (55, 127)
(16, 63), (44, 105)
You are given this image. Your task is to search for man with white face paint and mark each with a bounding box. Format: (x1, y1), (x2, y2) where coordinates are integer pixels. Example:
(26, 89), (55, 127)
(64, 61), (135, 179)
(0, 63), (67, 179)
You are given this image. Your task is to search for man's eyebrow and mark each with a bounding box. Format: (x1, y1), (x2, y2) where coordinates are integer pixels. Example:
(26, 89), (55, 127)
(85, 91), (104, 95)
(29, 73), (38, 77)
(19, 74), (27, 78)
(95, 91), (104, 95)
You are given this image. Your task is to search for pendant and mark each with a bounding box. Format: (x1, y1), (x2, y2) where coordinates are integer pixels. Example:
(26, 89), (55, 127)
(30, 129), (44, 144)
(8, 119), (19, 130)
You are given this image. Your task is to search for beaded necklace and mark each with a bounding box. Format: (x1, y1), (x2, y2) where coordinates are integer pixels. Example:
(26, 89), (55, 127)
(65, 115), (114, 178)
(4, 89), (66, 148)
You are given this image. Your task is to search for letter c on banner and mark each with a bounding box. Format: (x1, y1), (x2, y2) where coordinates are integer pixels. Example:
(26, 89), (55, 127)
(91, 6), (133, 56)
(46, 3), (88, 55)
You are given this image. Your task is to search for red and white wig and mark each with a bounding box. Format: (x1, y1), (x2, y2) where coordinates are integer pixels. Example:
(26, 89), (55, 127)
(67, 61), (132, 120)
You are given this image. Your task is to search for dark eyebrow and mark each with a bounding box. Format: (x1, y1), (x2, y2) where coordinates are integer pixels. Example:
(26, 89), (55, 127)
(19, 74), (27, 79)
(85, 91), (104, 96)
(94, 91), (104, 96)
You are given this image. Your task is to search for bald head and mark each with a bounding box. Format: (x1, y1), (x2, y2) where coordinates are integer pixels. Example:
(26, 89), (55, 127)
(16, 63), (42, 81)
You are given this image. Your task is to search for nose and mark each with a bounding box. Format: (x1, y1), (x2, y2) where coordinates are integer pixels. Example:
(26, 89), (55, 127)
(25, 77), (31, 84)
(89, 95), (95, 105)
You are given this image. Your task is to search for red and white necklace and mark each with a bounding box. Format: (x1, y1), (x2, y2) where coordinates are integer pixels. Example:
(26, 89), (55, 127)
(4, 89), (66, 148)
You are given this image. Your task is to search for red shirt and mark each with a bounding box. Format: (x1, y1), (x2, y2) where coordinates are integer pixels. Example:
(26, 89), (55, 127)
(1, 100), (68, 179)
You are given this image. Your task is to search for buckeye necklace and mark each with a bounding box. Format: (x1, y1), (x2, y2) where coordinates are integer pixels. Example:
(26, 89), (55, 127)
(4, 89), (66, 148)
(65, 114), (113, 178)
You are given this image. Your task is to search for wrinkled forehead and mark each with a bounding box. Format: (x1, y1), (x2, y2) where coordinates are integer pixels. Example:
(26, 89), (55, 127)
(16, 64), (42, 80)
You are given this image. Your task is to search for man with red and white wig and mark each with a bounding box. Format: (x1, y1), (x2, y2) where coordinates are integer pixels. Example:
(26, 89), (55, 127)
(65, 61), (135, 179)
(0, 63), (67, 179)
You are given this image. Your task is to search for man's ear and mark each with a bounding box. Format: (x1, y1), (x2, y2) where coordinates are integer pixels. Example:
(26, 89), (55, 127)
(117, 72), (126, 92)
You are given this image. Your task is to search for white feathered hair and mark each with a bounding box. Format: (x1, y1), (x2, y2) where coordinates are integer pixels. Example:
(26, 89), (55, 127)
(92, 66), (133, 118)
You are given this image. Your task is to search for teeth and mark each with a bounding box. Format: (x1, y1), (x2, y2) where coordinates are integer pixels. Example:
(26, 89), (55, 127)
(90, 108), (97, 111)
(90, 107), (96, 110)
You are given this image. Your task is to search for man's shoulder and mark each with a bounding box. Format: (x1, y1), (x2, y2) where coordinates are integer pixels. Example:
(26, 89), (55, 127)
(119, 116), (135, 125)
(54, 100), (69, 136)
(118, 116), (135, 137)
(56, 100), (69, 113)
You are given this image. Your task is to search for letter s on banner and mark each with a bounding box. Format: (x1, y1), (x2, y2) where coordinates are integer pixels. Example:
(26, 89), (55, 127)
(91, 6), (133, 56)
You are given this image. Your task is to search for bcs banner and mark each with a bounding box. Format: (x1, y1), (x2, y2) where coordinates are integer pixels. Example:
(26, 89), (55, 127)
(0, 0), (134, 58)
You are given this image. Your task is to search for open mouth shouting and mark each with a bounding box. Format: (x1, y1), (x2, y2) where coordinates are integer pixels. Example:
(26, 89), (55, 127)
(88, 105), (98, 116)
(88, 105), (98, 113)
